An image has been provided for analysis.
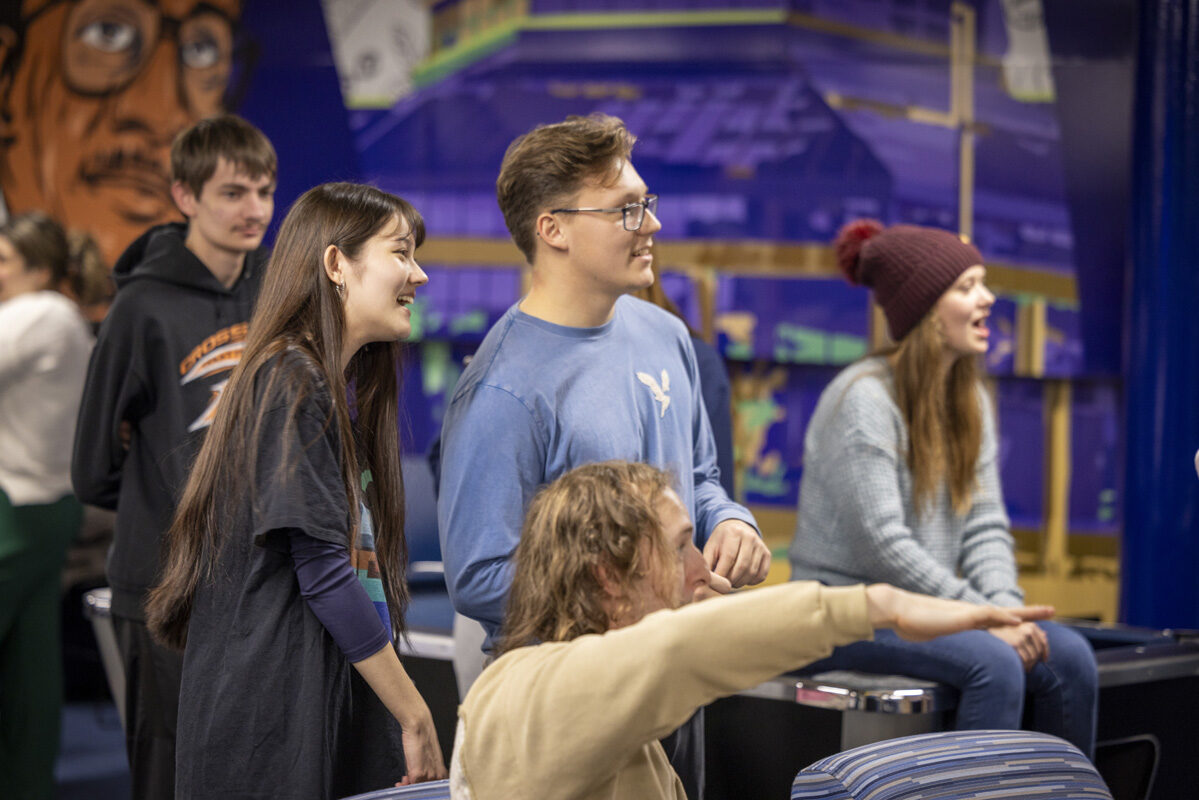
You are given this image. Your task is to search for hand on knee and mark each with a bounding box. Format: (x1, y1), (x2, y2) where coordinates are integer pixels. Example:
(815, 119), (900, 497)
(987, 623), (1049, 671)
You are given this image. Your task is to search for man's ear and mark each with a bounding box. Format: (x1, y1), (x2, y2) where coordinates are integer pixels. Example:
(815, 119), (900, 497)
(534, 211), (568, 253)
(170, 181), (198, 218)
(322, 244), (344, 288)
(594, 563), (622, 598)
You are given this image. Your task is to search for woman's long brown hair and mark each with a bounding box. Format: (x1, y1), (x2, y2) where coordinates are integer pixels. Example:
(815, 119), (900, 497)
(881, 314), (983, 516)
(147, 182), (425, 650)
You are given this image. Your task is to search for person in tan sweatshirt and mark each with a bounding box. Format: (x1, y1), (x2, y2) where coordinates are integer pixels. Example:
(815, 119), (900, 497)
(449, 461), (1055, 800)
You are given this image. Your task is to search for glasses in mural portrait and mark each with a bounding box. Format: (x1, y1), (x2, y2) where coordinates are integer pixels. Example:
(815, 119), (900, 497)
(0, 0), (255, 269)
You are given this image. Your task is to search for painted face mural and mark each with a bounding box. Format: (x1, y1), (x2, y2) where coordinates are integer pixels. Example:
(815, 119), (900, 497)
(0, 0), (245, 268)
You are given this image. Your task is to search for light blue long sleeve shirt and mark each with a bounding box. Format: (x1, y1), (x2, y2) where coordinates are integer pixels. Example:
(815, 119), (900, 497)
(438, 296), (756, 649)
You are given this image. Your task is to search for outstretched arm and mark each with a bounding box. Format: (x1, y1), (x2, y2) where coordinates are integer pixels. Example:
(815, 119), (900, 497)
(460, 581), (1053, 798)
(864, 583), (1053, 641)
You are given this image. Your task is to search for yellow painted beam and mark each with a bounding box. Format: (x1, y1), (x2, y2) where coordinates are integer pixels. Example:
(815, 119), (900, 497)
(952, 2), (976, 242)
(419, 237), (1079, 302)
(1042, 379), (1072, 578)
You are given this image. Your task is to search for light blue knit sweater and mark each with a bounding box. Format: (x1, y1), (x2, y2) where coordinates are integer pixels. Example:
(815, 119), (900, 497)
(788, 357), (1023, 607)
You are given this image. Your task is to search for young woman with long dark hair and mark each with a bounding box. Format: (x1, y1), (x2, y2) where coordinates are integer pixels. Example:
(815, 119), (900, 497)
(146, 183), (446, 797)
(788, 219), (1099, 757)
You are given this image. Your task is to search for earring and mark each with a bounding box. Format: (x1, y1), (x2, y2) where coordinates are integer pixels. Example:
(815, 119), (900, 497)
(335, 281), (345, 299)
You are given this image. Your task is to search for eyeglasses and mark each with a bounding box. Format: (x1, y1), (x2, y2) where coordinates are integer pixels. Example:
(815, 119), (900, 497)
(551, 195), (659, 232)
(27, 0), (253, 111)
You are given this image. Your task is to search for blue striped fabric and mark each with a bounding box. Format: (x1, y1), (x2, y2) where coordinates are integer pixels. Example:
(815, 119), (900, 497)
(791, 730), (1112, 800)
(339, 779), (450, 800)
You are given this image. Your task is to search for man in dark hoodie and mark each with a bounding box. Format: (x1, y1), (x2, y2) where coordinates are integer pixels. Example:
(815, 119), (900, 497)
(72, 114), (276, 799)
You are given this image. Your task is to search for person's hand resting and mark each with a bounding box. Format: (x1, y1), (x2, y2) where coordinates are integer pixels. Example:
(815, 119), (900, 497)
(704, 519), (771, 588)
(864, 584), (1054, 643)
(987, 622), (1050, 670)
(395, 710), (447, 785)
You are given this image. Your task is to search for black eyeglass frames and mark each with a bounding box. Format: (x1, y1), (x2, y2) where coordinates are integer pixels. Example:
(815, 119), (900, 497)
(550, 194), (659, 231)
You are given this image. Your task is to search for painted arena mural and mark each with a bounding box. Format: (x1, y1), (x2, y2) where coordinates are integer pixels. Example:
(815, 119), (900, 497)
(0, 0), (1130, 616)
(0, 0), (251, 267)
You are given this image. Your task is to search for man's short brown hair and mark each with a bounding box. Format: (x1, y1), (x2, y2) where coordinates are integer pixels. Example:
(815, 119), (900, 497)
(170, 114), (277, 198)
(496, 113), (636, 263)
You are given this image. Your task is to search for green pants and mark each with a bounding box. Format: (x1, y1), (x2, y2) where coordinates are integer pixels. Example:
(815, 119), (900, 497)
(0, 488), (82, 800)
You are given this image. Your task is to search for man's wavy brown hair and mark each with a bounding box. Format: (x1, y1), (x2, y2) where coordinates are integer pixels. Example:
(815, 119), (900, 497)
(496, 461), (674, 655)
(496, 113), (635, 263)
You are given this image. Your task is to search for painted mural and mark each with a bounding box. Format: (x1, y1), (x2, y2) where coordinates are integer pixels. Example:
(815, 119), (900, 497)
(0, 0), (1127, 542)
(0, 0), (251, 267)
(341, 0), (1123, 533)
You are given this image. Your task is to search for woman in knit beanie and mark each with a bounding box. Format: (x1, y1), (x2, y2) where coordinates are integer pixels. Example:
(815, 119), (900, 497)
(787, 219), (1098, 758)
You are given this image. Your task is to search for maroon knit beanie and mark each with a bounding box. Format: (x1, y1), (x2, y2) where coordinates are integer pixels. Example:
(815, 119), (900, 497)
(834, 219), (983, 341)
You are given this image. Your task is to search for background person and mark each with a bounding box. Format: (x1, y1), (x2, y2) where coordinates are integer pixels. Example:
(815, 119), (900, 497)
(788, 219), (1098, 757)
(0, 212), (105, 800)
(147, 182), (445, 798)
(450, 460), (1057, 800)
(71, 114), (275, 798)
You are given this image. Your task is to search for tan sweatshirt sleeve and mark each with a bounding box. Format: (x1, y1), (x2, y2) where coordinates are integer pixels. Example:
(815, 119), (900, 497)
(459, 582), (871, 797)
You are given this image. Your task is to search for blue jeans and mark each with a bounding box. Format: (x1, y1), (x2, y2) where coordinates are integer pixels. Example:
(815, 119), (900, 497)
(800, 621), (1098, 758)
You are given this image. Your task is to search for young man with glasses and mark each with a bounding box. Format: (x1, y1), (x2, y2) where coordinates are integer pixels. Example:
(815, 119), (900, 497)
(72, 114), (275, 800)
(438, 113), (770, 799)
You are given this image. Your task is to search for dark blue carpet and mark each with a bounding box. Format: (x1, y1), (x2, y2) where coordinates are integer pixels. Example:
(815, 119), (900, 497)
(56, 701), (129, 800)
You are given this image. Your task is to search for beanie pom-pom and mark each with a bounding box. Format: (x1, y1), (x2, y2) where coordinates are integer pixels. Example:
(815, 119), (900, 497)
(833, 219), (883, 286)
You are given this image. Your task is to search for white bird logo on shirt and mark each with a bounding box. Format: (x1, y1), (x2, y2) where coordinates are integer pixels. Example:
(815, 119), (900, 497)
(637, 369), (671, 418)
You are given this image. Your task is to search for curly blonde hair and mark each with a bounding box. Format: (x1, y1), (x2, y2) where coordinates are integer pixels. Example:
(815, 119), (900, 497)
(497, 461), (674, 654)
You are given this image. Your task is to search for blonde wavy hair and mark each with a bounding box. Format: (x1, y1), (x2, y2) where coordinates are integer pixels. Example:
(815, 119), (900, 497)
(497, 461), (675, 655)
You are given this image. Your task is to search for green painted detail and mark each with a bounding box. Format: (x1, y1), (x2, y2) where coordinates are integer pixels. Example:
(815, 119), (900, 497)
(413, 21), (521, 88)
(724, 342), (753, 361)
(830, 334), (868, 363)
(737, 398), (781, 430)
(449, 310), (488, 335)
(1099, 489), (1117, 502)
(421, 341), (453, 396)
(413, 9), (785, 89)
(742, 466), (788, 498)
(1097, 506), (1114, 522)
(770, 546), (789, 560)
(405, 298), (443, 343)
(774, 323), (826, 364)
(772, 323), (868, 364)
(1006, 88), (1056, 104)
(356, 572), (387, 602)
(525, 9), (786, 30)
(345, 95), (401, 110)
(360, 470), (373, 492)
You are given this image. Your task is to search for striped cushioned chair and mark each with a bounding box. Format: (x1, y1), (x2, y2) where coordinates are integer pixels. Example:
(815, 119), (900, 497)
(791, 730), (1112, 800)
(340, 780), (450, 800)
